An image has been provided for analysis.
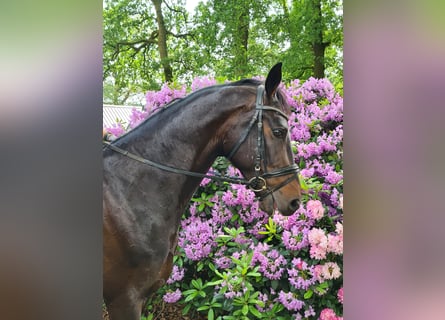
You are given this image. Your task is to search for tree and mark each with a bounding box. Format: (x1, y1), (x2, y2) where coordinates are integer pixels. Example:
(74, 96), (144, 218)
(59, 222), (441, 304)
(192, 0), (289, 79)
(151, 0), (173, 82)
(283, 0), (343, 83)
(102, 0), (344, 104)
(103, 0), (191, 104)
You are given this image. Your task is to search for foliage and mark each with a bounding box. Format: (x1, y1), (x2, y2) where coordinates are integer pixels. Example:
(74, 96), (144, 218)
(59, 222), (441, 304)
(283, 0), (343, 88)
(105, 76), (343, 319)
(103, 0), (192, 104)
(103, 0), (343, 103)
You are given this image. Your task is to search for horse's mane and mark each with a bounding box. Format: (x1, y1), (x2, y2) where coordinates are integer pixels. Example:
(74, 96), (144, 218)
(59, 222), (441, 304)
(106, 77), (289, 143)
(128, 79), (264, 123)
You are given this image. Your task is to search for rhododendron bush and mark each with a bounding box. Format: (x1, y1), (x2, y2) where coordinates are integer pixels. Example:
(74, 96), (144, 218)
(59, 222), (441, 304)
(105, 77), (343, 320)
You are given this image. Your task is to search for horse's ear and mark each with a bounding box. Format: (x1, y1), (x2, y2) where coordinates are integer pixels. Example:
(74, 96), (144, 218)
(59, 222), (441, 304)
(265, 62), (282, 98)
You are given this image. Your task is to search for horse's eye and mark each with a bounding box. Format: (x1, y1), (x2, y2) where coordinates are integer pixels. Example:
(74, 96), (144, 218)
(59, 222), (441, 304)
(272, 128), (287, 139)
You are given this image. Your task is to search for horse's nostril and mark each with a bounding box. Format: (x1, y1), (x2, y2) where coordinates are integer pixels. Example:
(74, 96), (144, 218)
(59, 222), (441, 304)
(289, 199), (300, 211)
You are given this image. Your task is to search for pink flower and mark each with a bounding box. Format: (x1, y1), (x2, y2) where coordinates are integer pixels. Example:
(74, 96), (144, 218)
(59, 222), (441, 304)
(306, 200), (325, 220)
(312, 265), (324, 282)
(335, 222), (343, 235)
(327, 234), (343, 255)
(337, 287), (344, 304)
(319, 308), (338, 320)
(321, 262), (341, 280)
(308, 228), (328, 259)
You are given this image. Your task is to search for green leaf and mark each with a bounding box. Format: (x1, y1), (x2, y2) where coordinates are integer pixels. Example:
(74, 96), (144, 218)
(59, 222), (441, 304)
(242, 304), (249, 316)
(183, 289), (197, 296)
(182, 304), (191, 315)
(208, 308), (214, 320)
(197, 305), (210, 311)
(249, 305), (262, 318)
(319, 281), (329, 288)
(217, 235), (232, 241)
(192, 279), (201, 289)
(184, 293), (197, 302)
(252, 300), (264, 307)
(271, 280), (279, 290)
(206, 280), (223, 286)
(299, 175), (309, 191)
(304, 289), (313, 299)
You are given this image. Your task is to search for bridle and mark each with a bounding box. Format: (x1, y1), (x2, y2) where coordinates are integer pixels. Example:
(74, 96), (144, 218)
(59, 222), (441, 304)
(226, 84), (299, 200)
(103, 85), (299, 200)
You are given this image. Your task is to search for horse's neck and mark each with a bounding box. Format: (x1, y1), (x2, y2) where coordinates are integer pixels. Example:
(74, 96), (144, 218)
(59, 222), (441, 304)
(124, 88), (243, 174)
(104, 87), (252, 226)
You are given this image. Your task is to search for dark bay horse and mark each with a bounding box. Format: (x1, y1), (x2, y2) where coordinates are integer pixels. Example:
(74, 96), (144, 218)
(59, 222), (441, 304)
(103, 63), (301, 319)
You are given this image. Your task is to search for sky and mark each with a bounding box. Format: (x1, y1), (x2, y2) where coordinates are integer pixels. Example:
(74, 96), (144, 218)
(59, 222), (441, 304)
(185, 0), (202, 13)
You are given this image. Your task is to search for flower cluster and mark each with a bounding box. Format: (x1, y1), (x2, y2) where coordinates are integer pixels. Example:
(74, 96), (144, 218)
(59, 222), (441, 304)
(178, 217), (216, 261)
(319, 308), (343, 320)
(251, 247), (287, 280)
(277, 290), (305, 312)
(145, 83), (187, 115)
(287, 258), (317, 290)
(162, 288), (182, 303)
(337, 287), (344, 304)
(166, 265), (185, 284)
(110, 76), (343, 319)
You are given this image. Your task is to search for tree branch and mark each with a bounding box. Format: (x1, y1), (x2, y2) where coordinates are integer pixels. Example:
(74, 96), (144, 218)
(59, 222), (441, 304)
(111, 30), (159, 60)
(163, 0), (189, 24)
(166, 30), (193, 39)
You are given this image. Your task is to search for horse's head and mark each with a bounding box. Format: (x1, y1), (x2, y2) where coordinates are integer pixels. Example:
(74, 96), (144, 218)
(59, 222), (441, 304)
(223, 63), (301, 216)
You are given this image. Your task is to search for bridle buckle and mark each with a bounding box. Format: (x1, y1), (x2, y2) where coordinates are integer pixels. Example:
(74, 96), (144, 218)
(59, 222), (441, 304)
(248, 176), (267, 192)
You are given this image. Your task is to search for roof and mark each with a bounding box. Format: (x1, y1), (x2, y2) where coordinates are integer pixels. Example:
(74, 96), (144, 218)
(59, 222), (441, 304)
(103, 104), (143, 128)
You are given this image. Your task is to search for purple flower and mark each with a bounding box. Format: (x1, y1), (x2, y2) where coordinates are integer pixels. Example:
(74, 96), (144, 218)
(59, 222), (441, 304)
(330, 188), (340, 207)
(300, 167), (315, 179)
(277, 290), (305, 311)
(214, 256), (232, 269)
(178, 218), (216, 261)
(105, 122), (126, 138)
(166, 265), (185, 284)
(256, 292), (273, 312)
(282, 226), (309, 251)
(211, 204), (233, 225)
(239, 200), (267, 224)
(287, 258), (317, 290)
(145, 83), (186, 113)
(251, 247), (286, 280)
(305, 306), (316, 318)
(128, 107), (150, 129)
(163, 289), (182, 303)
(325, 171), (342, 185)
(220, 275), (247, 299)
(221, 190), (236, 206)
(191, 76), (217, 91)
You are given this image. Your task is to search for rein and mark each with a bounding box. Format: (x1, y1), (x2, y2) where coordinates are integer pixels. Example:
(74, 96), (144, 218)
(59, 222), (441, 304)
(103, 85), (299, 196)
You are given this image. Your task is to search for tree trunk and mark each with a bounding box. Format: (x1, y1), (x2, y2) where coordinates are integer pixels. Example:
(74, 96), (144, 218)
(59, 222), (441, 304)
(311, 0), (326, 79)
(151, 0), (173, 83)
(233, 2), (249, 78)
